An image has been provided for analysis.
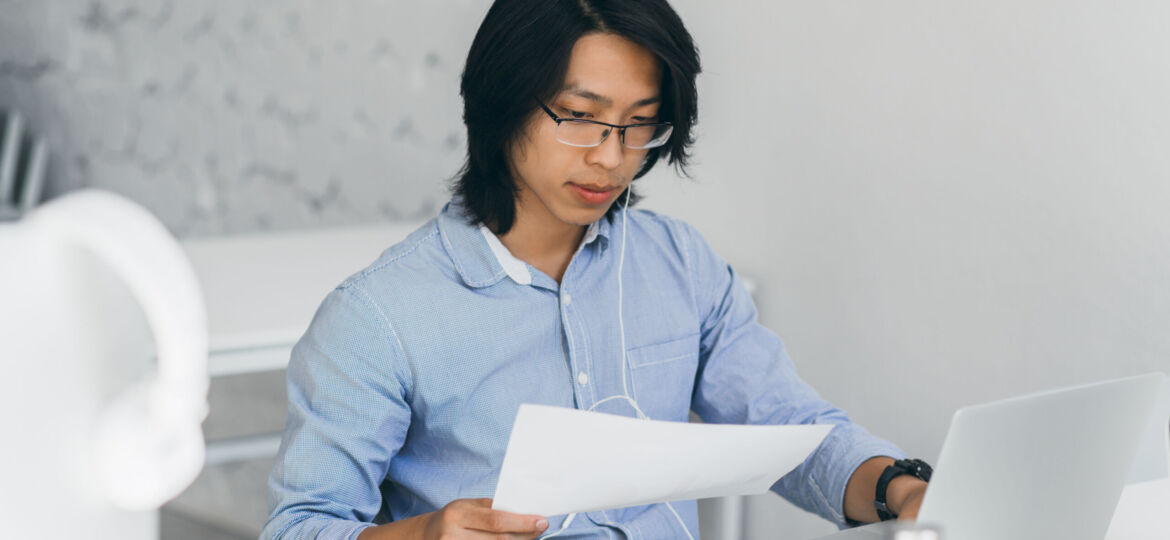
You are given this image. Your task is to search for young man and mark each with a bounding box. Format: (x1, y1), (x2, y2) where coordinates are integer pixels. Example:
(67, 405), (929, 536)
(263, 1), (929, 539)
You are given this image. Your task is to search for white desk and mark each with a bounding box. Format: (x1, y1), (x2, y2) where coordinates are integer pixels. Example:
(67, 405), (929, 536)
(183, 223), (424, 376)
(182, 223), (423, 463)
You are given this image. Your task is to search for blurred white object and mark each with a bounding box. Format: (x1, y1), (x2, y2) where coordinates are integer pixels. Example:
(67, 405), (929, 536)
(879, 522), (943, 540)
(0, 189), (209, 537)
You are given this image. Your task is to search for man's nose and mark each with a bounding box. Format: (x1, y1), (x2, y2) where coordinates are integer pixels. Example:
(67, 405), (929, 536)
(585, 128), (624, 170)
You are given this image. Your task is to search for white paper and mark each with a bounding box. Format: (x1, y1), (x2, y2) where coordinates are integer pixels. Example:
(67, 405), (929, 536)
(492, 404), (833, 516)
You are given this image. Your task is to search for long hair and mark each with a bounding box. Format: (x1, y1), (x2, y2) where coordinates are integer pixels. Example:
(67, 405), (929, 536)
(453, 0), (701, 234)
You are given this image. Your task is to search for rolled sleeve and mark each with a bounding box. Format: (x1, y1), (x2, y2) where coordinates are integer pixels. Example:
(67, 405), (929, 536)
(267, 517), (375, 540)
(261, 283), (413, 540)
(677, 220), (905, 527)
(786, 423), (906, 526)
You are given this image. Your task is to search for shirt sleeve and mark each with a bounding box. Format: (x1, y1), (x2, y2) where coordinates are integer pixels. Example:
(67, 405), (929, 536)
(676, 220), (905, 528)
(261, 283), (413, 540)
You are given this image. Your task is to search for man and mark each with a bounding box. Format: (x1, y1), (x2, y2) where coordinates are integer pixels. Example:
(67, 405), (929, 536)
(263, 1), (929, 538)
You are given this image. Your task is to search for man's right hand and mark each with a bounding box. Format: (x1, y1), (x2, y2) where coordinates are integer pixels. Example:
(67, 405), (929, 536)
(358, 498), (549, 540)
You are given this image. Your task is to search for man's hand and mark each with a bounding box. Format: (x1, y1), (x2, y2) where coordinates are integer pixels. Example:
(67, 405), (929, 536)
(423, 498), (549, 539)
(358, 498), (548, 540)
(844, 457), (930, 524)
(886, 476), (928, 521)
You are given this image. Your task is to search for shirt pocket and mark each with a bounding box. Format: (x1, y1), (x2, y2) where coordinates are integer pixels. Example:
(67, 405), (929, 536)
(626, 333), (701, 422)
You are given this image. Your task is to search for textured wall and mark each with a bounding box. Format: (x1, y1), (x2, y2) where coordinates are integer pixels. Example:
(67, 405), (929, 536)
(0, 0), (488, 237)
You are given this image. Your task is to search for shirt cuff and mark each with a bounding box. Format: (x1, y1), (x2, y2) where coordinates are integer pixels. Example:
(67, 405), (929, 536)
(810, 423), (907, 528)
(269, 518), (375, 540)
(325, 519), (376, 540)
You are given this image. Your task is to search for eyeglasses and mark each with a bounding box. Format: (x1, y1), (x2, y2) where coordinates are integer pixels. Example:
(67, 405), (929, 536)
(538, 101), (673, 150)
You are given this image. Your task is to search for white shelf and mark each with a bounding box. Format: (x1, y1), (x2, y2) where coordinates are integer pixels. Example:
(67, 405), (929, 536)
(207, 346), (295, 378)
(205, 433), (284, 466)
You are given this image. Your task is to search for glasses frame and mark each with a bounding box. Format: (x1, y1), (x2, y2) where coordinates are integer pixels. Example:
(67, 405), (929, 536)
(537, 101), (673, 150)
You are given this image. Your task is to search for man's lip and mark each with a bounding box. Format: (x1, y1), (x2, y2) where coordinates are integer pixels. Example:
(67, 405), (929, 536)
(569, 183), (620, 193)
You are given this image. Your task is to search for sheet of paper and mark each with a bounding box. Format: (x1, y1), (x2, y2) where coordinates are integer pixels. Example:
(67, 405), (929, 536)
(492, 404), (833, 516)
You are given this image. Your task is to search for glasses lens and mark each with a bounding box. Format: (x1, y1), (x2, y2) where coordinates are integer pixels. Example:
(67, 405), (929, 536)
(623, 124), (673, 149)
(556, 121), (610, 147)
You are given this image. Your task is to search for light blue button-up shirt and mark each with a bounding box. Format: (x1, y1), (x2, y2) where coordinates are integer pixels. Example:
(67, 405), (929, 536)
(262, 198), (904, 539)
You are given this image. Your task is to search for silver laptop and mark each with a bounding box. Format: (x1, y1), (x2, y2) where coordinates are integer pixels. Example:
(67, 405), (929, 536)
(1125, 377), (1170, 484)
(815, 372), (1166, 540)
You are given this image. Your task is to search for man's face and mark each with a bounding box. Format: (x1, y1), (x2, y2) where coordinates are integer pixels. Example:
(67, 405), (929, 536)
(508, 32), (663, 230)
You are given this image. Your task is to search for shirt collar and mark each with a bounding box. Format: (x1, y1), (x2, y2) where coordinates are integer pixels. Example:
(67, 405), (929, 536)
(479, 224), (532, 285)
(437, 197), (613, 288)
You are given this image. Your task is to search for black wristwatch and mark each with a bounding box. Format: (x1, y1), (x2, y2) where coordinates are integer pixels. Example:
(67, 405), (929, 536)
(874, 458), (933, 521)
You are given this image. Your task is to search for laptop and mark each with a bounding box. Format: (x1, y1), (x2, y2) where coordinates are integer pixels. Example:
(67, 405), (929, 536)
(815, 372), (1166, 540)
(1125, 377), (1170, 484)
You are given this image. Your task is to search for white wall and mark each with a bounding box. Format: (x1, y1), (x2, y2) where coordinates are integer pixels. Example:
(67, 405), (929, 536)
(640, 2), (1170, 538)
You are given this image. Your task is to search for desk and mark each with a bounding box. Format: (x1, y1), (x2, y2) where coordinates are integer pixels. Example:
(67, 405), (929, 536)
(183, 223), (424, 374)
(182, 222), (423, 463)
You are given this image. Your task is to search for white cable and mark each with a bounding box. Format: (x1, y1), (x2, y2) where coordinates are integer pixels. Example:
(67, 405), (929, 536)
(538, 512), (578, 539)
(563, 187), (695, 540)
(617, 187), (632, 400)
(587, 395), (648, 420)
(664, 501), (696, 540)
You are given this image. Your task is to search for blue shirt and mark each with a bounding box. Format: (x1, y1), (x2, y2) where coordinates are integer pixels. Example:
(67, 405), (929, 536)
(262, 198), (905, 539)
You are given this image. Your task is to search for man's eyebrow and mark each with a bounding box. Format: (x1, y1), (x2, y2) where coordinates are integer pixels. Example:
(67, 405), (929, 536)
(632, 95), (663, 108)
(560, 84), (661, 109)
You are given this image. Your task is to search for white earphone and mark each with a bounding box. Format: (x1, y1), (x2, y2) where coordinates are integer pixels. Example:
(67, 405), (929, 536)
(31, 190), (209, 510)
(541, 187), (695, 539)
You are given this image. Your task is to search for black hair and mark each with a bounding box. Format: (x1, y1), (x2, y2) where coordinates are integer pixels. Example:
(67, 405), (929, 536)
(452, 0), (701, 234)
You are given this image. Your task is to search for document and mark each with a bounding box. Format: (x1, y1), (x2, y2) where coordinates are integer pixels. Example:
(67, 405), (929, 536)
(492, 404), (833, 516)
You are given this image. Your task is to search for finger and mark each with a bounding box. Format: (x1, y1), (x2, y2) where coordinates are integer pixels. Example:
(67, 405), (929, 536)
(466, 506), (548, 534)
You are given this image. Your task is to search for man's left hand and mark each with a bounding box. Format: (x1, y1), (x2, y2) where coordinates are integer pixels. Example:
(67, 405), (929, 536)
(888, 477), (929, 521)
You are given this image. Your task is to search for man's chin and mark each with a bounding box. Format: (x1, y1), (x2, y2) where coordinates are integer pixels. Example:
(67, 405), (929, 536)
(558, 205), (611, 227)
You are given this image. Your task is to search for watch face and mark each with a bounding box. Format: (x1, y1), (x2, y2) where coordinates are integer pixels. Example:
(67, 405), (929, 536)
(903, 458), (934, 481)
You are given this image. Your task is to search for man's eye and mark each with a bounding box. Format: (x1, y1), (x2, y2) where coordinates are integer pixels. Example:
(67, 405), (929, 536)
(563, 108), (591, 119)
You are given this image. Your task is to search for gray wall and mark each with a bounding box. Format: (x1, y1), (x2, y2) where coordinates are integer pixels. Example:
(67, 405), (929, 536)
(5, 1), (1169, 539)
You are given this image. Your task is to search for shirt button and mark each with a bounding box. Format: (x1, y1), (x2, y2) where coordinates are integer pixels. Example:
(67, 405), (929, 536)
(562, 292), (572, 305)
(577, 372), (589, 385)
